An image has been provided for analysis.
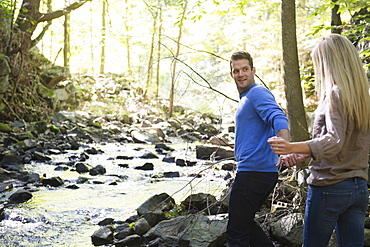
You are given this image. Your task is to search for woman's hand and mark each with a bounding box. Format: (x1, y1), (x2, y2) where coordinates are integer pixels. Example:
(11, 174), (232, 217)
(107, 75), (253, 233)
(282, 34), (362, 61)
(267, 136), (293, 155)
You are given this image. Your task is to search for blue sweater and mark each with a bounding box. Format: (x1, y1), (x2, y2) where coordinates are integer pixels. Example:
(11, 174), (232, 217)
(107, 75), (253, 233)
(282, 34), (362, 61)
(235, 84), (289, 172)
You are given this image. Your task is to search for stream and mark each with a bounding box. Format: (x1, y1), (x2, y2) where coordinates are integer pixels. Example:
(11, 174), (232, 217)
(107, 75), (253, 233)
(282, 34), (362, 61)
(0, 142), (230, 247)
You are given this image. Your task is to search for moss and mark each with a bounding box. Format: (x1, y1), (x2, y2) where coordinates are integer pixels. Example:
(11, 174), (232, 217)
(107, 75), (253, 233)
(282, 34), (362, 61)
(0, 122), (12, 133)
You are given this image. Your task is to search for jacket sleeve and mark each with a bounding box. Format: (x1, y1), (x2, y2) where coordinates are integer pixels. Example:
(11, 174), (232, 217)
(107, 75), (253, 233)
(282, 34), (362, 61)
(306, 87), (347, 161)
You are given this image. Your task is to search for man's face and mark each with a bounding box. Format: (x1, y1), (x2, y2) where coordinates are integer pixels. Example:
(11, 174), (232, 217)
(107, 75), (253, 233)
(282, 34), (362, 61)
(230, 59), (256, 94)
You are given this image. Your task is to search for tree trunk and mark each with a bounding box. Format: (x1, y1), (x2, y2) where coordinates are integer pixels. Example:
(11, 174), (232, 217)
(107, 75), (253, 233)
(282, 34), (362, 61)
(331, 0), (342, 34)
(124, 0), (132, 77)
(0, 0), (90, 120)
(281, 0), (309, 146)
(145, 5), (158, 99)
(168, 0), (188, 117)
(100, 0), (106, 74)
(64, 12), (70, 77)
(156, 5), (163, 101)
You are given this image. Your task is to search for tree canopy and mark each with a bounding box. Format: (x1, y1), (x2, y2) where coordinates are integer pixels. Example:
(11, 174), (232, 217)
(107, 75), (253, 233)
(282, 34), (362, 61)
(0, 0), (368, 122)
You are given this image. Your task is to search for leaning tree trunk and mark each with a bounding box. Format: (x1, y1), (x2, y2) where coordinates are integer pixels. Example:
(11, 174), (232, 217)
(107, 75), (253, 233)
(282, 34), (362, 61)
(0, 0), (90, 120)
(281, 0), (310, 167)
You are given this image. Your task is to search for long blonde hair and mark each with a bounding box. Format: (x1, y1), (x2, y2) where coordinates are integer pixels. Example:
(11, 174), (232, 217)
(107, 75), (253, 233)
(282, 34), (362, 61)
(312, 34), (370, 132)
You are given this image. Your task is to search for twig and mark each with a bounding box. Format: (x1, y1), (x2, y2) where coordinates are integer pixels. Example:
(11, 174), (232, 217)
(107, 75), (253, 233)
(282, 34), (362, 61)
(2, 98), (21, 120)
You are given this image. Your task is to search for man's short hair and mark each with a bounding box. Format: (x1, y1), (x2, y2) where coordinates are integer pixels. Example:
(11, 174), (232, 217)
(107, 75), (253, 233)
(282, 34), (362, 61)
(230, 51), (254, 71)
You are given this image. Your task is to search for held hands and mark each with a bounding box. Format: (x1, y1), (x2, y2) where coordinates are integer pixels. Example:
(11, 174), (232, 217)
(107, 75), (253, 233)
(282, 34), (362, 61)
(276, 153), (310, 168)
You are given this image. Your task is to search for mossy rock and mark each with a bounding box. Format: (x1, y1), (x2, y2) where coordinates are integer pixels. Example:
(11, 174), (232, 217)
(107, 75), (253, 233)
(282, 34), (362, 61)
(0, 123), (12, 133)
(49, 125), (60, 134)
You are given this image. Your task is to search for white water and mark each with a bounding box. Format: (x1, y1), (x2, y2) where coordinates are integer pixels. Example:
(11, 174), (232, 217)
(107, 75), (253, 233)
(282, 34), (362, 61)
(0, 142), (230, 246)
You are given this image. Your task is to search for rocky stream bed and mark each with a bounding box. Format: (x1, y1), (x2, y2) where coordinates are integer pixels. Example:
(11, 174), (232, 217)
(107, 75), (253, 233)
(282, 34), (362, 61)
(0, 110), (370, 247)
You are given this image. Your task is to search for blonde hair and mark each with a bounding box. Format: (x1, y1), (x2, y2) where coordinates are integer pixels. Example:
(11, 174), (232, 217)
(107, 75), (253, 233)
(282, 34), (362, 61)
(311, 34), (370, 132)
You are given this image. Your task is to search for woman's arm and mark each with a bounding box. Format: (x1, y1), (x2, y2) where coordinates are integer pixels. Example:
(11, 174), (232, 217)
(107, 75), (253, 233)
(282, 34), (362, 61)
(267, 137), (312, 155)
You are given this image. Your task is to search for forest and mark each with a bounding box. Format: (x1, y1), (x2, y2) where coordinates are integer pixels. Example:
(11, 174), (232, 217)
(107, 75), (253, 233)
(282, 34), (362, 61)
(0, 0), (369, 246)
(0, 0), (369, 137)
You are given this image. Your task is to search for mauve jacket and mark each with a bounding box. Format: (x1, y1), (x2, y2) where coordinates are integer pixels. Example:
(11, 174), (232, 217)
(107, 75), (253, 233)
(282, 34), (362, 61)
(306, 85), (370, 186)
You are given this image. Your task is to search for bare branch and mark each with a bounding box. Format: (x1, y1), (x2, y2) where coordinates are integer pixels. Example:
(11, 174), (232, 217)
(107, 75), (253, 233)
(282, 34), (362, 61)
(38, 0), (91, 22)
(174, 57), (238, 103)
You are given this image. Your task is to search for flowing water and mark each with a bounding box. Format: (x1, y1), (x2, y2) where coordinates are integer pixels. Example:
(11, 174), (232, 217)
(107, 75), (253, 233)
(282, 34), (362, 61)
(0, 142), (230, 247)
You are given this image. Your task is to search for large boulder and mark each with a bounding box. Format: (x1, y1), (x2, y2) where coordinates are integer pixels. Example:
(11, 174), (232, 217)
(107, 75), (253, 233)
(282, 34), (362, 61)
(196, 145), (234, 160)
(270, 213), (303, 247)
(8, 189), (33, 204)
(144, 213), (227, 247)
(91, 226), (114, 246)
(136, 193), (175, 216)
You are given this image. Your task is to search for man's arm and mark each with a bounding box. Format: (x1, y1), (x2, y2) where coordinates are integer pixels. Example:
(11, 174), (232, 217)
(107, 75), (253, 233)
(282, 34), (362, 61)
(276, 128), (290, 142)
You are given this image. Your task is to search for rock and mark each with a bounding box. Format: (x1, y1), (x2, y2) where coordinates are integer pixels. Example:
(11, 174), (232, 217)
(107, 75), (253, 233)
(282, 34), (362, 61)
(98, 218), (114, 226)
(196, 145), (234, 160)
(89, 165), (106, 176)
(162, 172), (180, 178)
(116, 155), (134, 160)
(8, 189), (33, 203)
(134, 217), (151, 235)
(270, 213), (304, 247)
(32, 151), (52, 162)
(137, 193), (175, 216)
(146, 236), (178, 246)
(33, 121), (48, 134)
(365, 217), (370, 228)
(114, 223), (134, 240)
(42, 176), (64, 187)
(0, 204), (5, 221)
(135, 163), (154, 171)
(167, 119), (181, 129)
(143, 216), (186, 241)
(144, 214), (227, 247)
(54, 165), (69, 171)
(162, 152), (176, 163)
(221, 162), (236, 171)
(175, 157), (197, 167)
(177, 214), (227, 247)
(138, 152), (159, 159)
(154, 143), (173, 151)
(181, 193), (217, 214)
(1, 154), (24, 171)
(0, 123), (13, 133)
(364, 228), (370, 247)
(0, 182), (13, 193)
(131, 130), (161, 144)
(76, 176), (89, 184)
(91, 226), (114, 246)
(142, 211), (166, 227)
(196, 122), (220, 137)
(76, 163), (90, 173)
(114, 234), (143, 247)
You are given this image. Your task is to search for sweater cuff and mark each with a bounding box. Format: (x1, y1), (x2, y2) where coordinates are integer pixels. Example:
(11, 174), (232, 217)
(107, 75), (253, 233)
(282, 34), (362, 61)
(274, 119), (289, 134)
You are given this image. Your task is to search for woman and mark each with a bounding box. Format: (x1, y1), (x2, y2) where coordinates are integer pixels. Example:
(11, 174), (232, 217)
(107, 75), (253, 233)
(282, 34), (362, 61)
(268, 34), (370, 247)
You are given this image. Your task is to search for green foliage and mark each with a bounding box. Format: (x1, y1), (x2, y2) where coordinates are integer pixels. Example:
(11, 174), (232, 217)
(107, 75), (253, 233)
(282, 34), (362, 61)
(0, 0), (15, 32)
(128, 222), (136, 231)
(165, 204), (187, 217)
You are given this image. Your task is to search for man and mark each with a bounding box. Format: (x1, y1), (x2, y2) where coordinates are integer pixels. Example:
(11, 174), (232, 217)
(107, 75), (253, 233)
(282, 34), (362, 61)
(226, 51), (290, 247)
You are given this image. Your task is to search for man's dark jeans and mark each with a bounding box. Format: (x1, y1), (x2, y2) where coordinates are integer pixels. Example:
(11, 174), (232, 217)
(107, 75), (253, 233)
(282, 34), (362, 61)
(226, 171), (278, 247)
